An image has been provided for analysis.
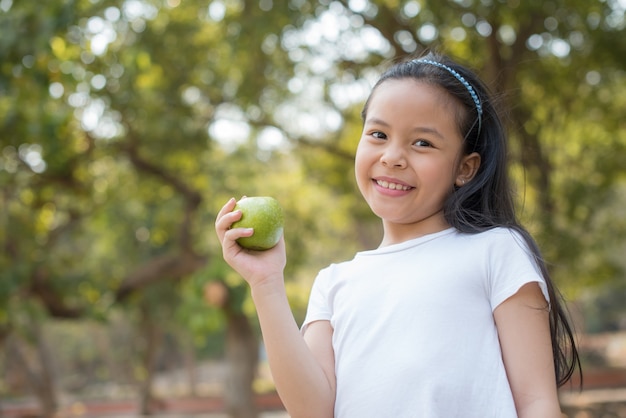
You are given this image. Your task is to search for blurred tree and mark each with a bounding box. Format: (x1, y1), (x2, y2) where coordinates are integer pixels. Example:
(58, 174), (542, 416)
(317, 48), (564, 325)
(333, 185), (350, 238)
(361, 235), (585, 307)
(0, 0), (363, 415)
(0, 0), (298, 415)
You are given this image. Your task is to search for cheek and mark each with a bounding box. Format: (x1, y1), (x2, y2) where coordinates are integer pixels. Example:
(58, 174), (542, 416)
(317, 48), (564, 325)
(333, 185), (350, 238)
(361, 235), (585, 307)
(354, 141), (366, 173)
(354, 152), (366, 187)
(354, 144), (371, 192)
(421, 158), (457, 189)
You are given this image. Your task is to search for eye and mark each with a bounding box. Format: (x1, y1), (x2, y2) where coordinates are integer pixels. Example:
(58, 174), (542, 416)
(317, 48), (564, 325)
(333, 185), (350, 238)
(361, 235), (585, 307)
(414, 139), (432, 147)
(371, 131), (387, 140)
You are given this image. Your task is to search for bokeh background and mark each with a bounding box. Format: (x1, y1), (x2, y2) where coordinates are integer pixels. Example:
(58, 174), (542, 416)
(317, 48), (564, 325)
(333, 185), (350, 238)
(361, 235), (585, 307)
(1, 0), (625, 417)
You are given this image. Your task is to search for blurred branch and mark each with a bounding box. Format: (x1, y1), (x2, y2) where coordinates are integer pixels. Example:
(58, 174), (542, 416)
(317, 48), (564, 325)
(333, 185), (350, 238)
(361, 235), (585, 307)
(482, 9), (554, 215)
(114, 133), (208, 300)
(122, 137), (202, 252)
(247, 117), (356, 162)
(297, 136), (355, 161)
(115, 252), (207, 301)
(29, 267), (84, 319)
(27, 209), (86, 319)
(124, 141), (202, 208)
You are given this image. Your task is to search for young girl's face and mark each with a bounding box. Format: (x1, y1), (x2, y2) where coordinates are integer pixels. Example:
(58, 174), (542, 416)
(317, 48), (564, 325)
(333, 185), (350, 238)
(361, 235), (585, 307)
(355, 78), (473, 242)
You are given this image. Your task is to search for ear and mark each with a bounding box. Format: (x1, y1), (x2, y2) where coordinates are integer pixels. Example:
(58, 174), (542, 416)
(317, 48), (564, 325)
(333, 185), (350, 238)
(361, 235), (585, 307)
(455, 152), (481, 187)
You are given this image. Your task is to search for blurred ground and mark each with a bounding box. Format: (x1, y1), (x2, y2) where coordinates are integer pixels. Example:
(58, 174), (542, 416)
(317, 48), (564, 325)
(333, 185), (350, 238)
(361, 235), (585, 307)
(561, 387), (626, 417)
(0, 393), (288, 417)
(3, 387), (626, 417)
(2, 352), (626, 417)
(4, 383), (626, 418)
(0, 361), (289, 418)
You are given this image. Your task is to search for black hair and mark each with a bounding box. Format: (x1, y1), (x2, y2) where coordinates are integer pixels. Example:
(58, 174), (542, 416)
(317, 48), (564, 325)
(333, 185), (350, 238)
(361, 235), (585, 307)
(361, 51), (581, 388)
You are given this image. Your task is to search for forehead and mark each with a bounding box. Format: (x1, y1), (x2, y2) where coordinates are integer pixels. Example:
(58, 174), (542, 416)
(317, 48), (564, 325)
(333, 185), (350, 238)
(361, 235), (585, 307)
(366, 79), (463, 124)
(368, 78), (459, 111)
(365, 78), (466, 138)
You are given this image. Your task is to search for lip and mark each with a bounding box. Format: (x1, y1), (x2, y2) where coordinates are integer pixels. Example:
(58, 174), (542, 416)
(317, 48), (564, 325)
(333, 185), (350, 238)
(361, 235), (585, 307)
(372, 176), (415, 196)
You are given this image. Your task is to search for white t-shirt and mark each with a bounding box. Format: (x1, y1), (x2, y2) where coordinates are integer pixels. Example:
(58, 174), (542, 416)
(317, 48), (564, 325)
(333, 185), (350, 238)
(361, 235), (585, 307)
(302, 227), (549, 418)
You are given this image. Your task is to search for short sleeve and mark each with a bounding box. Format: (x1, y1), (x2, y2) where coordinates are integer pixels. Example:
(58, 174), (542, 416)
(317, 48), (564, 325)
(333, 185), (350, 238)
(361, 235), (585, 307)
(488, 229), (550, 311)
(301, 265), (334, 334)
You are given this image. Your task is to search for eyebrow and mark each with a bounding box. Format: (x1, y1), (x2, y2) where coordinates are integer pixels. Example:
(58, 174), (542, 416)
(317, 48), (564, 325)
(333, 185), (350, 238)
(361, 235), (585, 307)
(365, 117), (445, 140)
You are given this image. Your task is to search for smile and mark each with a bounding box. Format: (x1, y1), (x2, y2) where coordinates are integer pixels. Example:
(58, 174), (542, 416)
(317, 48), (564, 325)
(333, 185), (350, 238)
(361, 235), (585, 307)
(376, 179), (413, 191)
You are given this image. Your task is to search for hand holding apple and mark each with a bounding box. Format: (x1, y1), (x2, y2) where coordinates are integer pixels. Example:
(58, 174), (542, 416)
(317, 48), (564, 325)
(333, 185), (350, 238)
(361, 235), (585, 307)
(230, 196), (284, 251)
(215, 196), (287, 287)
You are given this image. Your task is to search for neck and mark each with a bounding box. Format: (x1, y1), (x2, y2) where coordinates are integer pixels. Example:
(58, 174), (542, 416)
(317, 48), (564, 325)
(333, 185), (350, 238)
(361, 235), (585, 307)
(380, 215), (451, 247)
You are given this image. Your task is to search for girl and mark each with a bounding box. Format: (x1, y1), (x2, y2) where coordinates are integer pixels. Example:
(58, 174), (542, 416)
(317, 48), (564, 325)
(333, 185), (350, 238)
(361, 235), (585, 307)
(215, 52), (580, 417)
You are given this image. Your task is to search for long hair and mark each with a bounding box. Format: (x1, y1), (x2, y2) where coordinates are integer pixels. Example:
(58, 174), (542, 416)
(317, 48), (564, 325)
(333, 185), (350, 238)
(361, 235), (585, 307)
(362, 51), (581, 388)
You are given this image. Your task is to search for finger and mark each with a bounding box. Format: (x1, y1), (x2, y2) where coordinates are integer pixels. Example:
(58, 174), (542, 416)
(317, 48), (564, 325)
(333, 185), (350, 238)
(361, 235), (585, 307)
(215, 197), (237, 221)
(221, 227), (254, 254)
(216, 214), (245, 246)
(216, 207), (242, 230)
(223, 227), (254, 243)
(215, 198), (239, 235)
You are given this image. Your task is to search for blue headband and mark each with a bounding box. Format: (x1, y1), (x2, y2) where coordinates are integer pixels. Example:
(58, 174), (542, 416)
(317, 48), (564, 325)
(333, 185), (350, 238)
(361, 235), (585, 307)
(412, 59), (483, 135)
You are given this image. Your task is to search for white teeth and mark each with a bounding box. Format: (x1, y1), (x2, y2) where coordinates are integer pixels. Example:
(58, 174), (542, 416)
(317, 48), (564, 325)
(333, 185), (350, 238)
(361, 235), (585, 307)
(377, 180), (411, 191)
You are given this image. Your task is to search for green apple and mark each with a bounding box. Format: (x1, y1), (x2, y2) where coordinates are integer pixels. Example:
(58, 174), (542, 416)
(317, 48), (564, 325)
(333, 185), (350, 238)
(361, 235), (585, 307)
(231, 196), (284, 251)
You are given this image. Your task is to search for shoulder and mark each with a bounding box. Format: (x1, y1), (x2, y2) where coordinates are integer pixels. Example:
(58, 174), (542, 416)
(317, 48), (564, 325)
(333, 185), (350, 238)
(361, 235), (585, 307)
(457, 227), (542, 276)
(311, 260), (351, 288)
(462, 227), (533, 251)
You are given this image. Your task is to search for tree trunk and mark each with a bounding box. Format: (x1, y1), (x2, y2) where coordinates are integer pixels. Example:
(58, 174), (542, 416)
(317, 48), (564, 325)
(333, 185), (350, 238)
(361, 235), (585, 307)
(224, 311), (259, 418)
(180, 331), (198, 397)
(34, 322), (57, 418)
(137, 307), (163, 415)
(7, 325), (58, 418)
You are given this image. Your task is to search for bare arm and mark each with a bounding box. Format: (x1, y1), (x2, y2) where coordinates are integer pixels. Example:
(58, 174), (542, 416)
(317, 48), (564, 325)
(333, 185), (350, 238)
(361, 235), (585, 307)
(494, 282), (562, 418)
(215, 198), (335, 417)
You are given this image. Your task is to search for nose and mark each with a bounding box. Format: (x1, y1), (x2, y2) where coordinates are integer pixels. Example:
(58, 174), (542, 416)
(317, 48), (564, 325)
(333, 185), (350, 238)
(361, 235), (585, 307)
(380, 144), (407, 168)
